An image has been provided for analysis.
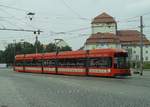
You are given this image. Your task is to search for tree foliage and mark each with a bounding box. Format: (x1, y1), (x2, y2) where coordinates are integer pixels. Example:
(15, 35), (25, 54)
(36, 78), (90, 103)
(45, 43), (72, 52)
(0, 41), (72, 64)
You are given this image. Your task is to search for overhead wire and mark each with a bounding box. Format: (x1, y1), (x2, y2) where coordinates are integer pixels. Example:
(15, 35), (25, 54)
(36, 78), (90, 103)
(61, 0), (82, 19)
(0, 3), (39, 31)
(0, 2), (30, 13)
(0, 7), (38, 30)
(0, 7), (27, 29)
(0, 18), (23, 29)
(0, 2), (150, 45)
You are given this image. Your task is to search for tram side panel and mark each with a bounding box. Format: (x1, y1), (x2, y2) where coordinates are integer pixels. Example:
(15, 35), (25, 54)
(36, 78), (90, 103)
(87, 57), (113, 77)
(23, 60), (42, 73)
(57, 58), (87, 76)
(42, 59), (56, 74)
(14, 61), (24, 72)
(15, 66), (24, 72)
(25, 66), (42, 73)
(43, 66), (56, 74)
(57, 67), (86, 76)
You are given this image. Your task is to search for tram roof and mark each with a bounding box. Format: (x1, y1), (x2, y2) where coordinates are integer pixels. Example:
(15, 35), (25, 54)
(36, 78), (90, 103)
(15, 48), (127, 60)
(15, 54), (25, 61)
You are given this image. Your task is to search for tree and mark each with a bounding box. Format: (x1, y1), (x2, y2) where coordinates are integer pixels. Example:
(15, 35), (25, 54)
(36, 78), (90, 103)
(2, 41), (72, 65)
(3, 42), (35, 64)
(3, 43), (14, 64)
(60, 45), (72, 51)
(45, 43), (72, 52)
(45, 43), (56, 52)
(0, 50), (5, 63)
(23, 42), (34, 54)
(33, 41), (44, 53)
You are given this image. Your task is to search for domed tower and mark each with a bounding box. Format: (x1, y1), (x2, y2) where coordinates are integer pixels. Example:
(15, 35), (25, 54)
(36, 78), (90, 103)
(91, 12), (117, 34)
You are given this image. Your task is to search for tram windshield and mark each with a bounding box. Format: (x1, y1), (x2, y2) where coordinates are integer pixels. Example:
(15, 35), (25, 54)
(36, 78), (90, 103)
(114, 53), (129, 69)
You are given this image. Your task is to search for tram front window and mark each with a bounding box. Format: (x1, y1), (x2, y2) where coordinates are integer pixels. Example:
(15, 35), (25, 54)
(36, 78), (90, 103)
(114, 53), (129, 69)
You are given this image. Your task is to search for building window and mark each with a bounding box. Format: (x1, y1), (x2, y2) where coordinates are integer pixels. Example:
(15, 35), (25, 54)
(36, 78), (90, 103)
(136, 55), (139, 61)
(146, 50), (148, 54)
(145, 45), (148, 48)
(108, 25), (111, 28)
(145, 57), (148, 61)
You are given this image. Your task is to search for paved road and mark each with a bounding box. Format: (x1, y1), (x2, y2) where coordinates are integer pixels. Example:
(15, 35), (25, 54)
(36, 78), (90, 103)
(0, 68), (150, 107)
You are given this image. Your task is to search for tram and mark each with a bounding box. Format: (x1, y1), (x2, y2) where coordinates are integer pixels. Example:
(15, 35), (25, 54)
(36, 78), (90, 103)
(14, 48), (131, 77)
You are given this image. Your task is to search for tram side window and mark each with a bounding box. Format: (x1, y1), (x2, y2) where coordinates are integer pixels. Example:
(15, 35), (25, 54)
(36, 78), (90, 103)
(32, 60), (42, 66)
(76, 59), (85, 67)
(89, 57), (112, 68)
(58, 58), (85, 67)
(43, 59), (56, 66)
(15, 61), (24, 66)
(23, 61), (32, 66)
(24, 60), (42, 66)
(58, 59), (75, 67)
(25, 61), (32, 66)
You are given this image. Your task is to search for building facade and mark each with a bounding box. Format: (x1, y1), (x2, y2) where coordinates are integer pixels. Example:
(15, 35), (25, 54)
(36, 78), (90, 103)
(84, 12), (150, 62)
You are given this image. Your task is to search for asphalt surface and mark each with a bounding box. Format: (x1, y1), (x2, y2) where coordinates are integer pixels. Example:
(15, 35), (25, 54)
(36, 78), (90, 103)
(0, 68), (150, 107)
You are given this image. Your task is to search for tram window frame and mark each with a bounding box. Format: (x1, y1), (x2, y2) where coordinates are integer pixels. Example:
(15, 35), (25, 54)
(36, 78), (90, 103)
(89, 57), (112, 68)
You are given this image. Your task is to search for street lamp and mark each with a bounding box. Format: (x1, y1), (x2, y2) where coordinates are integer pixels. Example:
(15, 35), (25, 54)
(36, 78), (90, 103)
(27, 12), (35, 21)
(27, 12), (43, 54)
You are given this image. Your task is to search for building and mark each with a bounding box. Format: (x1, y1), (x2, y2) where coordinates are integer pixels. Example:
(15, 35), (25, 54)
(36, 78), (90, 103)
(91, 12), (117, 34)
(84, 12), (150, 62)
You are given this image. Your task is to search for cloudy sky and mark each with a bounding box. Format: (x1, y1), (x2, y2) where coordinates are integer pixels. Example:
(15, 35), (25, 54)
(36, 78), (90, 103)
(0, 0), (150, 50)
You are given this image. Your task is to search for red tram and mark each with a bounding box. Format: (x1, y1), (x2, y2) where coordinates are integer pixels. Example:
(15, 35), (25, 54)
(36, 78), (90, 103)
(14, 48), (131, 77)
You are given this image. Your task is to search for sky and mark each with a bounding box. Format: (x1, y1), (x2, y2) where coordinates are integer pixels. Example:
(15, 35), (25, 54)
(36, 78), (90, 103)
(0, 0), (150, 50)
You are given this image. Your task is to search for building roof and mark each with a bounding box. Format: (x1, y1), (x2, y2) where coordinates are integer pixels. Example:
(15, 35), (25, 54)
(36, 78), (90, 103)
(85, 33), (120, 44)
(85, 30), (150, 45)
(117, 30), (150, 45)
(91, 12), (116, 24)
(86, 12), (150, 46)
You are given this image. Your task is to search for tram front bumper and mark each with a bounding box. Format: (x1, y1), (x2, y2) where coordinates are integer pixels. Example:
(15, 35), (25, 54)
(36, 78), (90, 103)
(114, 69), (131, 76)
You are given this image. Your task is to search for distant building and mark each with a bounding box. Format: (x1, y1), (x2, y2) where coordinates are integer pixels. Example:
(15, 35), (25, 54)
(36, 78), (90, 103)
(84, 12), (150, 62)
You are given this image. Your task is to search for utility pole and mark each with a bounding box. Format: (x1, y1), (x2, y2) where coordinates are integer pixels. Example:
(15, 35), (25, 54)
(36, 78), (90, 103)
(33, 31), (38, 54)
(13, 40), (16, 60)
(140, 16), (144, 76)
(13, 40), (16, 71)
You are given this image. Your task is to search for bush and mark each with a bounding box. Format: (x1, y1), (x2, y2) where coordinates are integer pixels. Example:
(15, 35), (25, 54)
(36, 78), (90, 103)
(143, 62), (150, 69)
(130, 61), (150, 69)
